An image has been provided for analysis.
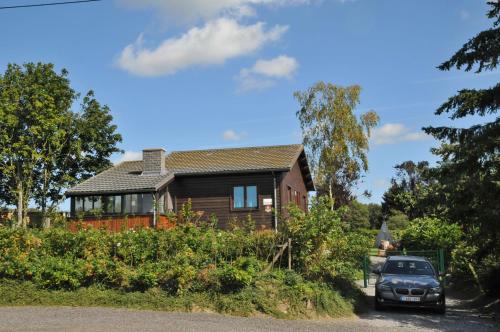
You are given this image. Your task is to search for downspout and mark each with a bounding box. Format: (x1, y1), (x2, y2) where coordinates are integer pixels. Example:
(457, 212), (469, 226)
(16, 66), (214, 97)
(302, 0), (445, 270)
(273, 172), (278, 233)
(153, 192), (157, 228)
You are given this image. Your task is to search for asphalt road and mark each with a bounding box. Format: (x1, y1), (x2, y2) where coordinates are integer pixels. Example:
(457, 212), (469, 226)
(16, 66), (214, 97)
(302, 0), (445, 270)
(0, 302), (497, 332)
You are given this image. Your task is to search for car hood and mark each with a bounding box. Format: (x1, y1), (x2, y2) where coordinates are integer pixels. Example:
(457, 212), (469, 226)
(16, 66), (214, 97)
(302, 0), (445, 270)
(379, 274), (440, 288)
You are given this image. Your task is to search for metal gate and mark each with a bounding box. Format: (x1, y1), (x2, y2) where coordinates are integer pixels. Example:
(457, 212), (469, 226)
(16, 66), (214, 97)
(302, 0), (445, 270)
(362, 249), (445, 288)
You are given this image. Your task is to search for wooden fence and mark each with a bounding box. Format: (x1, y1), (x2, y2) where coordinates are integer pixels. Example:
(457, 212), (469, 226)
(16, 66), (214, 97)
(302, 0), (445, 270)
(67, 214), (174, 232)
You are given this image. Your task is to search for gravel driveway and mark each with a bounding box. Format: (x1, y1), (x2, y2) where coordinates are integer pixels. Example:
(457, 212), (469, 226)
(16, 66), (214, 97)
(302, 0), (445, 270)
(0, 302), (497, 332)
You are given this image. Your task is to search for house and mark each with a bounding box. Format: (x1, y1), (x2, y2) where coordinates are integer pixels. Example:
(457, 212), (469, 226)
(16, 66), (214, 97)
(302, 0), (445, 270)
(66, 144), (314, 230)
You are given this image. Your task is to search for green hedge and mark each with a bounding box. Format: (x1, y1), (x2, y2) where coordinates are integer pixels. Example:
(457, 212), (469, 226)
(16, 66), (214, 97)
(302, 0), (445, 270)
(0, 223), (362, 318)
(0, 225), (281, 293)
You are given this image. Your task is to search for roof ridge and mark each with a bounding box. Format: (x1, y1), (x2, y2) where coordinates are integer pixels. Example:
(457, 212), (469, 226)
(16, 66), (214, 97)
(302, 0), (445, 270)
(169, 144), (303, 154)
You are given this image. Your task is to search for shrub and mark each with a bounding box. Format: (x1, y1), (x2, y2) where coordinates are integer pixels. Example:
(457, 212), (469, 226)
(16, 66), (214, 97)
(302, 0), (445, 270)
(0, 203), (368, 319)
(282, 196), (371, 282)
(477, 253), (500, 297)
(400, 217), (462, 251)
(0, 199), (370, 295)
(217, 263), (254, 293)
(31, 256), (85, 290)
(450, 241), (478, 280)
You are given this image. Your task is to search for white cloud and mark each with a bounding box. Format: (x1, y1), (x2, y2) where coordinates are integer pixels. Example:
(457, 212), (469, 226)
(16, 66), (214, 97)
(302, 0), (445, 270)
(237, 55), (298, 92)
(114, 150), (142, 164)
(223, 129), (247, 141)
(117, 18), (288, 77)
(237, 75), (277, 92)
(371, 123), (430, 145)
(118, 0), (310, 23)
(246, 55), (298, 78)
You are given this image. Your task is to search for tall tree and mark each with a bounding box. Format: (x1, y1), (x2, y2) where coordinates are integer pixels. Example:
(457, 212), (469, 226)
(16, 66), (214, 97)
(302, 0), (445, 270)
(423, 2), (499, 255)
(295, 82), (379, 208)
(0, 63), (76, 226)
(342, 200), (370, 229)
(367, 203), (383, 229)
(32, 91), (122, 227)
(0, 63), (122, 227)
(381, 161), (433, 220)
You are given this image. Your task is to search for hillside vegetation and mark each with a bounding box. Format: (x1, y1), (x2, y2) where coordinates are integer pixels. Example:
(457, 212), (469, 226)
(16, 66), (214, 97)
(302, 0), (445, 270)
(0, 197), (370, 318)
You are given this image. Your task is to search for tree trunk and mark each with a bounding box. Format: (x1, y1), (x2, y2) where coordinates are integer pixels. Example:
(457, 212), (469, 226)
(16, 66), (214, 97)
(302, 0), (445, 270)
(15, 161), (24, 228)
(41, 167), (50, 228)
(16, 182), (23, 228)
(22, 202), (29, 228)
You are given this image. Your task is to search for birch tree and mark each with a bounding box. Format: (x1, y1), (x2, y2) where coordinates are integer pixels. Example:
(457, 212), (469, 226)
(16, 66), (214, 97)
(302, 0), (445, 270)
(294, 82), (379, 208)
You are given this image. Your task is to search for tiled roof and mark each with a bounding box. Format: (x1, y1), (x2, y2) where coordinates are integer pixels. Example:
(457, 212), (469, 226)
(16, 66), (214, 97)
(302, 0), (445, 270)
(67, 144), (310, 195)
(66, 162), (174, 195)
(165, 144), (303, 174)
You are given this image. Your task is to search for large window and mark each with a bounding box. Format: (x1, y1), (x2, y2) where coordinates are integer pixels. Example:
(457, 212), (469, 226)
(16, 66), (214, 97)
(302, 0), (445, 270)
(92, 196), (101, 210)
(72, 193), (156, 216)
(75, 197), (83, 212)
(141, 194), (153, 214)
(114, 196), (122, 214)
(233, 185), (258, 209)
(75, 195), (122, 215)
(124, 194), (139, 214)
(102, 196), (122, 214)
(123, 193), (154, 214)
(84, 196), (94, 212)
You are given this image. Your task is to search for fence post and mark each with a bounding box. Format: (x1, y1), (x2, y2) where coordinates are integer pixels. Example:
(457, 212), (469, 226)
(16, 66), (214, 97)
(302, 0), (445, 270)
(438, 248), (445, 274)
(363, 255), (368, 288)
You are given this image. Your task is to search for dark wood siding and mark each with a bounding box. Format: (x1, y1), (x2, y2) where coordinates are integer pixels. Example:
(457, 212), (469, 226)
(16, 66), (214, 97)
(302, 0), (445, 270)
(279, 160), (308, 212)
(169, 172), (277, 230)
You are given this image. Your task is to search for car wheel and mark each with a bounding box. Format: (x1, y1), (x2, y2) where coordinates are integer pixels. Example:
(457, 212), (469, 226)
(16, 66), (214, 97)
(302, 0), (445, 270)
(435, 295), (446, 315)
(374, 291), (384, 311)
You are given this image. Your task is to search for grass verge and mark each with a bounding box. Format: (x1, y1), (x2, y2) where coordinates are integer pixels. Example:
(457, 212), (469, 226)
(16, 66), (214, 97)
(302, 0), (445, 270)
(0, 277), (358, 319)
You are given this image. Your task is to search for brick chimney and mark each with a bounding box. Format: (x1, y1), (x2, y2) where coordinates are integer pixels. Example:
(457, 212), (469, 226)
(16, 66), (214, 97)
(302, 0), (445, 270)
(142, 148), (166, 175)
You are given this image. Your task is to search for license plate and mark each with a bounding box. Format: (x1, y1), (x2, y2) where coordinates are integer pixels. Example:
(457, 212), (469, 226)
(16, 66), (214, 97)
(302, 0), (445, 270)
(401, 296), (420, 302)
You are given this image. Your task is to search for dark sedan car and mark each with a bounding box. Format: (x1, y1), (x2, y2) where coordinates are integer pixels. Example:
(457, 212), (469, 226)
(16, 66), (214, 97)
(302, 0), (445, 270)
(373, 255), (445, 314)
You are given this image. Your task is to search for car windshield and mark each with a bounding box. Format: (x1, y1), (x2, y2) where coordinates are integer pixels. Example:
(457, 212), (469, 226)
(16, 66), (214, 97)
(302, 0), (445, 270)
(383, 260), (435, 276)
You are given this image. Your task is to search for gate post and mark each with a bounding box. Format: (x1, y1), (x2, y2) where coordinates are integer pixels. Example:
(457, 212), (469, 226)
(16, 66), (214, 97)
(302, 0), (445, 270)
(363, 255), (368, 288)
(438, 248), (444, 273)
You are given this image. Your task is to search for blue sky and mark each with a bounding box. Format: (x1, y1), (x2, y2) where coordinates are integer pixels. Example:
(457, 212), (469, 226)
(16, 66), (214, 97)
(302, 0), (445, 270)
(1, 0), (498, 208)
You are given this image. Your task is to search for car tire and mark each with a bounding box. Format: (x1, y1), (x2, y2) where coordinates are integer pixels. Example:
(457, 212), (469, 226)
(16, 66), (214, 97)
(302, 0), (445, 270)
(435, 296), (446, 315)
(374, 291), (384, 311)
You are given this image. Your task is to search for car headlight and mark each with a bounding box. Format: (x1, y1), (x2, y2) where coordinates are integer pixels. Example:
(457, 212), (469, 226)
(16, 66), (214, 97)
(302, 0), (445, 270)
(430, 286), (442, 294)
(377, 284), (392, 291)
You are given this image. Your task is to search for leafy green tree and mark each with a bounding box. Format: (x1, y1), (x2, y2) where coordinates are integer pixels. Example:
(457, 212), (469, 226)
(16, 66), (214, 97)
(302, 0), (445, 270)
(423, 1), (500, 255)
(0, 63), (122, 228)
(381, 161), (433, 220)
(294, 82), (379, 208)
(0, 63), (75, 226)
(342, 200), (370, 229)
(386, 209), (409, 231)
(400, 217), (463, 252)
(367, 203), (383, 229)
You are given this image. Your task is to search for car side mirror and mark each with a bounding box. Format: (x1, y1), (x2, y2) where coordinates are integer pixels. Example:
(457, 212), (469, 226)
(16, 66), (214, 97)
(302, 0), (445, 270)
(372, 267), (381, 275)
